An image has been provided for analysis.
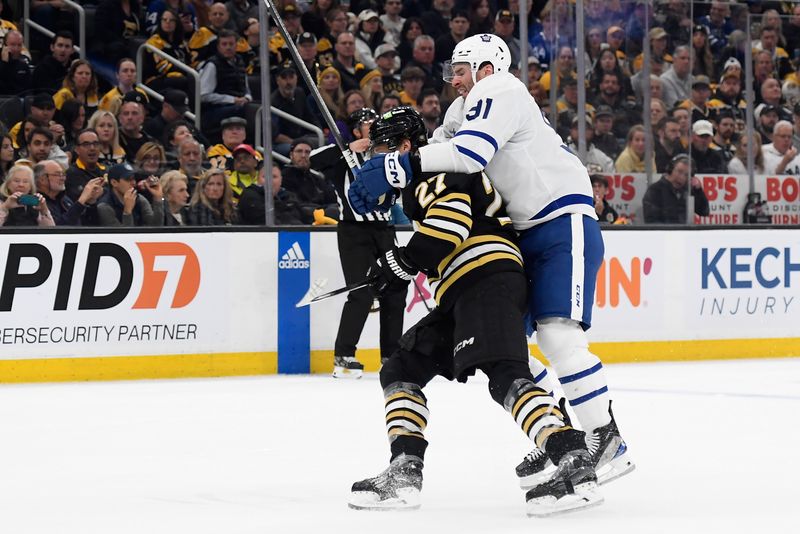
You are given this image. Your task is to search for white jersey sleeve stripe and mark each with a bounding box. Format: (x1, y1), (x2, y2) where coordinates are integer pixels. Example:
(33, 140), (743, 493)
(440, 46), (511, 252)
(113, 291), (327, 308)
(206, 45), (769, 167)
(455, 144), (488, 167)
(454, 130), (499, 152)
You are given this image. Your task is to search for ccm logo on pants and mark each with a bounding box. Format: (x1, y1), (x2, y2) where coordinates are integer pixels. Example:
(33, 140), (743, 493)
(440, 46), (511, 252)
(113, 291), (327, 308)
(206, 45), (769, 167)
(0, 242), (201, 311)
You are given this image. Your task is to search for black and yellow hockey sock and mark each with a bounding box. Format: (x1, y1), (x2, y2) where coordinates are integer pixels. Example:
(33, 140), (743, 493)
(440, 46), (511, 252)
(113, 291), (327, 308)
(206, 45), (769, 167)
(384, 382), (429, 461)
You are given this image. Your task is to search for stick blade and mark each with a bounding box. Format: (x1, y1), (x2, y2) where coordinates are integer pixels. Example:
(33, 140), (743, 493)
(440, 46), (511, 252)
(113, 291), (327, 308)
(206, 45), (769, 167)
(295, 278), (329, 308)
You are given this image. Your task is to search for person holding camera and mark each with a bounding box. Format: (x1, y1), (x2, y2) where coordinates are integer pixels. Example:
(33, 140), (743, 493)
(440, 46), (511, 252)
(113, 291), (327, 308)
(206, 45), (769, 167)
(0, 165), (55, 227)
(96, 163), (165, 227)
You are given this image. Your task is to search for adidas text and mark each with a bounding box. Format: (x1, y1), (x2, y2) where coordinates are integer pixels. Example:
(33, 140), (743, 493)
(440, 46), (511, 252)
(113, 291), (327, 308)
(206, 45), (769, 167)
(279, 242), (310, 269)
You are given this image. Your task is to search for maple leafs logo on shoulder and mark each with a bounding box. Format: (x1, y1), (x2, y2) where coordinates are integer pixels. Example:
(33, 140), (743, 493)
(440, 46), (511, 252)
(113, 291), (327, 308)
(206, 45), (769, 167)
(480, 34), (492, 42)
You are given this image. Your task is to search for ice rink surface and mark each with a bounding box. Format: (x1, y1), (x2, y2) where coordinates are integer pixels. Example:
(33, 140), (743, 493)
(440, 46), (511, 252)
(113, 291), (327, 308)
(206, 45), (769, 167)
(2, 357), (798, 534)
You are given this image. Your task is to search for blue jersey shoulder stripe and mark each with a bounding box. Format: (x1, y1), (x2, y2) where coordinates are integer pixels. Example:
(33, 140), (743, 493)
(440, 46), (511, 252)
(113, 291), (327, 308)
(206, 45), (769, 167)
(531, 193), (594, 221)
(455, 144), (488, 167)
(454, 130), (499, 152)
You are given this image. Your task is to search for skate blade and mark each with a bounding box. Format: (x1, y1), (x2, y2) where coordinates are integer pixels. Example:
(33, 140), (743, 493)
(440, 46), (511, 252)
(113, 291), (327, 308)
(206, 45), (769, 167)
(526, 482), (604, 518)
(348, 488), (421, 511)
(518, 464), (557, 490)
(597, 454), (635, 485)
(333, 367), (363, 379)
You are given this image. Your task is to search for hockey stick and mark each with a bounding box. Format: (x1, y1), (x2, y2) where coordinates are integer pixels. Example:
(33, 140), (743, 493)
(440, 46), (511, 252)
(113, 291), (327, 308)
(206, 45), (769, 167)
(295, 276), (379, 308)
(261, 0), (360, 170)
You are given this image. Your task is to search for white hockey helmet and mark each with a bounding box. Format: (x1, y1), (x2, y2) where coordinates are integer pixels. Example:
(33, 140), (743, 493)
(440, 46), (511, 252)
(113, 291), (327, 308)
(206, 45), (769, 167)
(448, 33), (511, 81)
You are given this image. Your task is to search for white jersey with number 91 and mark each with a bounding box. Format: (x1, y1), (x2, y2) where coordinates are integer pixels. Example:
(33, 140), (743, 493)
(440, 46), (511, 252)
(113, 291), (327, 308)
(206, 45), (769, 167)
(418, 71), (597, 231)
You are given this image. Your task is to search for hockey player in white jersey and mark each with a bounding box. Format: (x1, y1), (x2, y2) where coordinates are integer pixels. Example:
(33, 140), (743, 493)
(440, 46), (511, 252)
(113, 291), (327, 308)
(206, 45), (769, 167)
(349, 33), (634, 487)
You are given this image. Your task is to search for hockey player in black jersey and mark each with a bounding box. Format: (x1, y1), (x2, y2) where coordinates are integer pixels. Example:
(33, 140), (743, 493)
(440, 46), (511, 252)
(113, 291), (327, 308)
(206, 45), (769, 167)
(347, 107), (603, 517)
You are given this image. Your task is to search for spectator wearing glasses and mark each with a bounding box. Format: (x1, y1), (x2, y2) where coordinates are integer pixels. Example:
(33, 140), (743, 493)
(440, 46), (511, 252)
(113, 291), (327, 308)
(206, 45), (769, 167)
(66, 129), (107, 205)
(97, 162), (165, 227)
(35, 159), (104, 226)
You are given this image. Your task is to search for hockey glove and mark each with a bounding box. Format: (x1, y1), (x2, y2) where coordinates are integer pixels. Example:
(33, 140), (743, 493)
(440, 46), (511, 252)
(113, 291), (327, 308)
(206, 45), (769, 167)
(349, 151), (415, 214)
(368, 247), (417, 297)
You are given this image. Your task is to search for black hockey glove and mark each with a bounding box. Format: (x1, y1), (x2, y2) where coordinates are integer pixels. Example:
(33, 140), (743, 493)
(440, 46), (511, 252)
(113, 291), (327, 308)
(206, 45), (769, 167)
(368, 247), (417, 297)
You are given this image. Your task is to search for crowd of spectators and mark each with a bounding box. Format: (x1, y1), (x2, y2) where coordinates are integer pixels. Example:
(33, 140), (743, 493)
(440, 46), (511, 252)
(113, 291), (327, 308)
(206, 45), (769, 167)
(0, 0), (799, 228)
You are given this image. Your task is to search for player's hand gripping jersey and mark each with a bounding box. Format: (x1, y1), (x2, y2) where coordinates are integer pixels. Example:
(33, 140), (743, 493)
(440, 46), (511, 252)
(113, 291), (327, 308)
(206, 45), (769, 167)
(401, 170), (523, 309)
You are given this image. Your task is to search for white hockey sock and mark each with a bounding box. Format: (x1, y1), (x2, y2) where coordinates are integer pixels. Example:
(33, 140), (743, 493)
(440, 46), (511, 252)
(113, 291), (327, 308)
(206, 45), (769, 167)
(536, 318), (611, 432)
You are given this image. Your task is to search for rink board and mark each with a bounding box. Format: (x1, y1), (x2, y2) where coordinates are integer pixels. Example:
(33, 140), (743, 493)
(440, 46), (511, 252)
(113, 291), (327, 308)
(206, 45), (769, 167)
(0, 228), (798, 382)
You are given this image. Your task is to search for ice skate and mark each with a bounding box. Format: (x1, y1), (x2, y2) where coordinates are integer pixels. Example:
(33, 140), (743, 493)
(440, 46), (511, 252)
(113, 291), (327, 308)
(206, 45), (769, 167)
(586, 402), (635, 485)
(516, 446), (556, 489)
(333, 356), (364, 379)
(349, 454), (423, 510)
(525, 450), (603, 517)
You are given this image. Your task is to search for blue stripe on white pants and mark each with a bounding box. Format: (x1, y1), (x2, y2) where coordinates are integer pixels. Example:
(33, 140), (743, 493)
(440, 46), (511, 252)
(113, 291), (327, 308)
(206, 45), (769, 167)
(518, 213), (604, 329)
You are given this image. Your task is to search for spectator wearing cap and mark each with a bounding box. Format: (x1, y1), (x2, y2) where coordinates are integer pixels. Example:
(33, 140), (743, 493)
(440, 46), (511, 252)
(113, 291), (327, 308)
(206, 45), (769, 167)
(35, 159), (104, 226)
(144, 89), (191, 144)
(642, 155), (710, 224)
(355, 10), (391, 72)
(225, 0), (258, 35)
(605, 26), (628, 70)
(632, 27), (672, 74)
(8, 94), (62, 151)
(398, 66), (426, 108)
(494, 9), (532, 71)
(360, 69), (385, 111)
(708, 68), (746, 117)
(295, 32), (320, 95)
(592, 71), (639, 141)
(118, 92), (155, 161)
(332, 31), (366, 93)
(0, 30), (32, 95)
(697, 1), (734, 55)
(421, 0), (453, 41)
(199, 28), (252, 135)
(228, 143), (261, 201)
(690, 120), (727, 174)
(99, 59), (148, 116)
(590, 175), (619, 224)
(271, 59), (321, 155)
(380, 0), (406, 46)
(145, 0), (197, 35)
(556, 77), (595, 139)
(91, 0), (142, 65)
(406, 35), (443, 93)
(266, 4), (304, 63)
(677, 75), (712, 123)
(143, 8), (193, 93)
(374, 44), (402, 95)
(281, 140), (338, 223)
(660, 45), (691, 108)
(763, 120), (800, 175)
(592, 105), (621, 160)
(434, 10), (469, 64)
(207, 116), (261, 173)
(567, 115), (615, 174)
(32, 31), (75, 93)
(756, 103), (781, 144)
(97, 162), (165, 227)
(711, 110), (737, 164)
(654, 116), (686, 173)
(309, 65), (345, 128)
(65, 129), (107, 213)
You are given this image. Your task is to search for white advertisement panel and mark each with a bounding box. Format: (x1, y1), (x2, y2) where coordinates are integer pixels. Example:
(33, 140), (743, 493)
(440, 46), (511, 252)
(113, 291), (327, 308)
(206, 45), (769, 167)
(0, 233), (278, 359)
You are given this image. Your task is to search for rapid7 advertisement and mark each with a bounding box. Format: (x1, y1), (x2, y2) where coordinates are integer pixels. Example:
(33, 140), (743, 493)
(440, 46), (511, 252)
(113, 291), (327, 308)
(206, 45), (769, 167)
(0, 234), (229, 358)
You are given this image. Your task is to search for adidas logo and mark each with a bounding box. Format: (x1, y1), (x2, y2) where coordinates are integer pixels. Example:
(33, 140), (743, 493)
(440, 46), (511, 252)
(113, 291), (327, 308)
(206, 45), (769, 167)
(279, 241), (310, 269)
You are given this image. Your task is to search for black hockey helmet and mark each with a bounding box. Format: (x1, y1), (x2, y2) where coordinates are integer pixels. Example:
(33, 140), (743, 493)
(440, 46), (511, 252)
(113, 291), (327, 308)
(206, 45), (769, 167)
(347, 107), (378, 131)
(369, 106), (428, 151)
